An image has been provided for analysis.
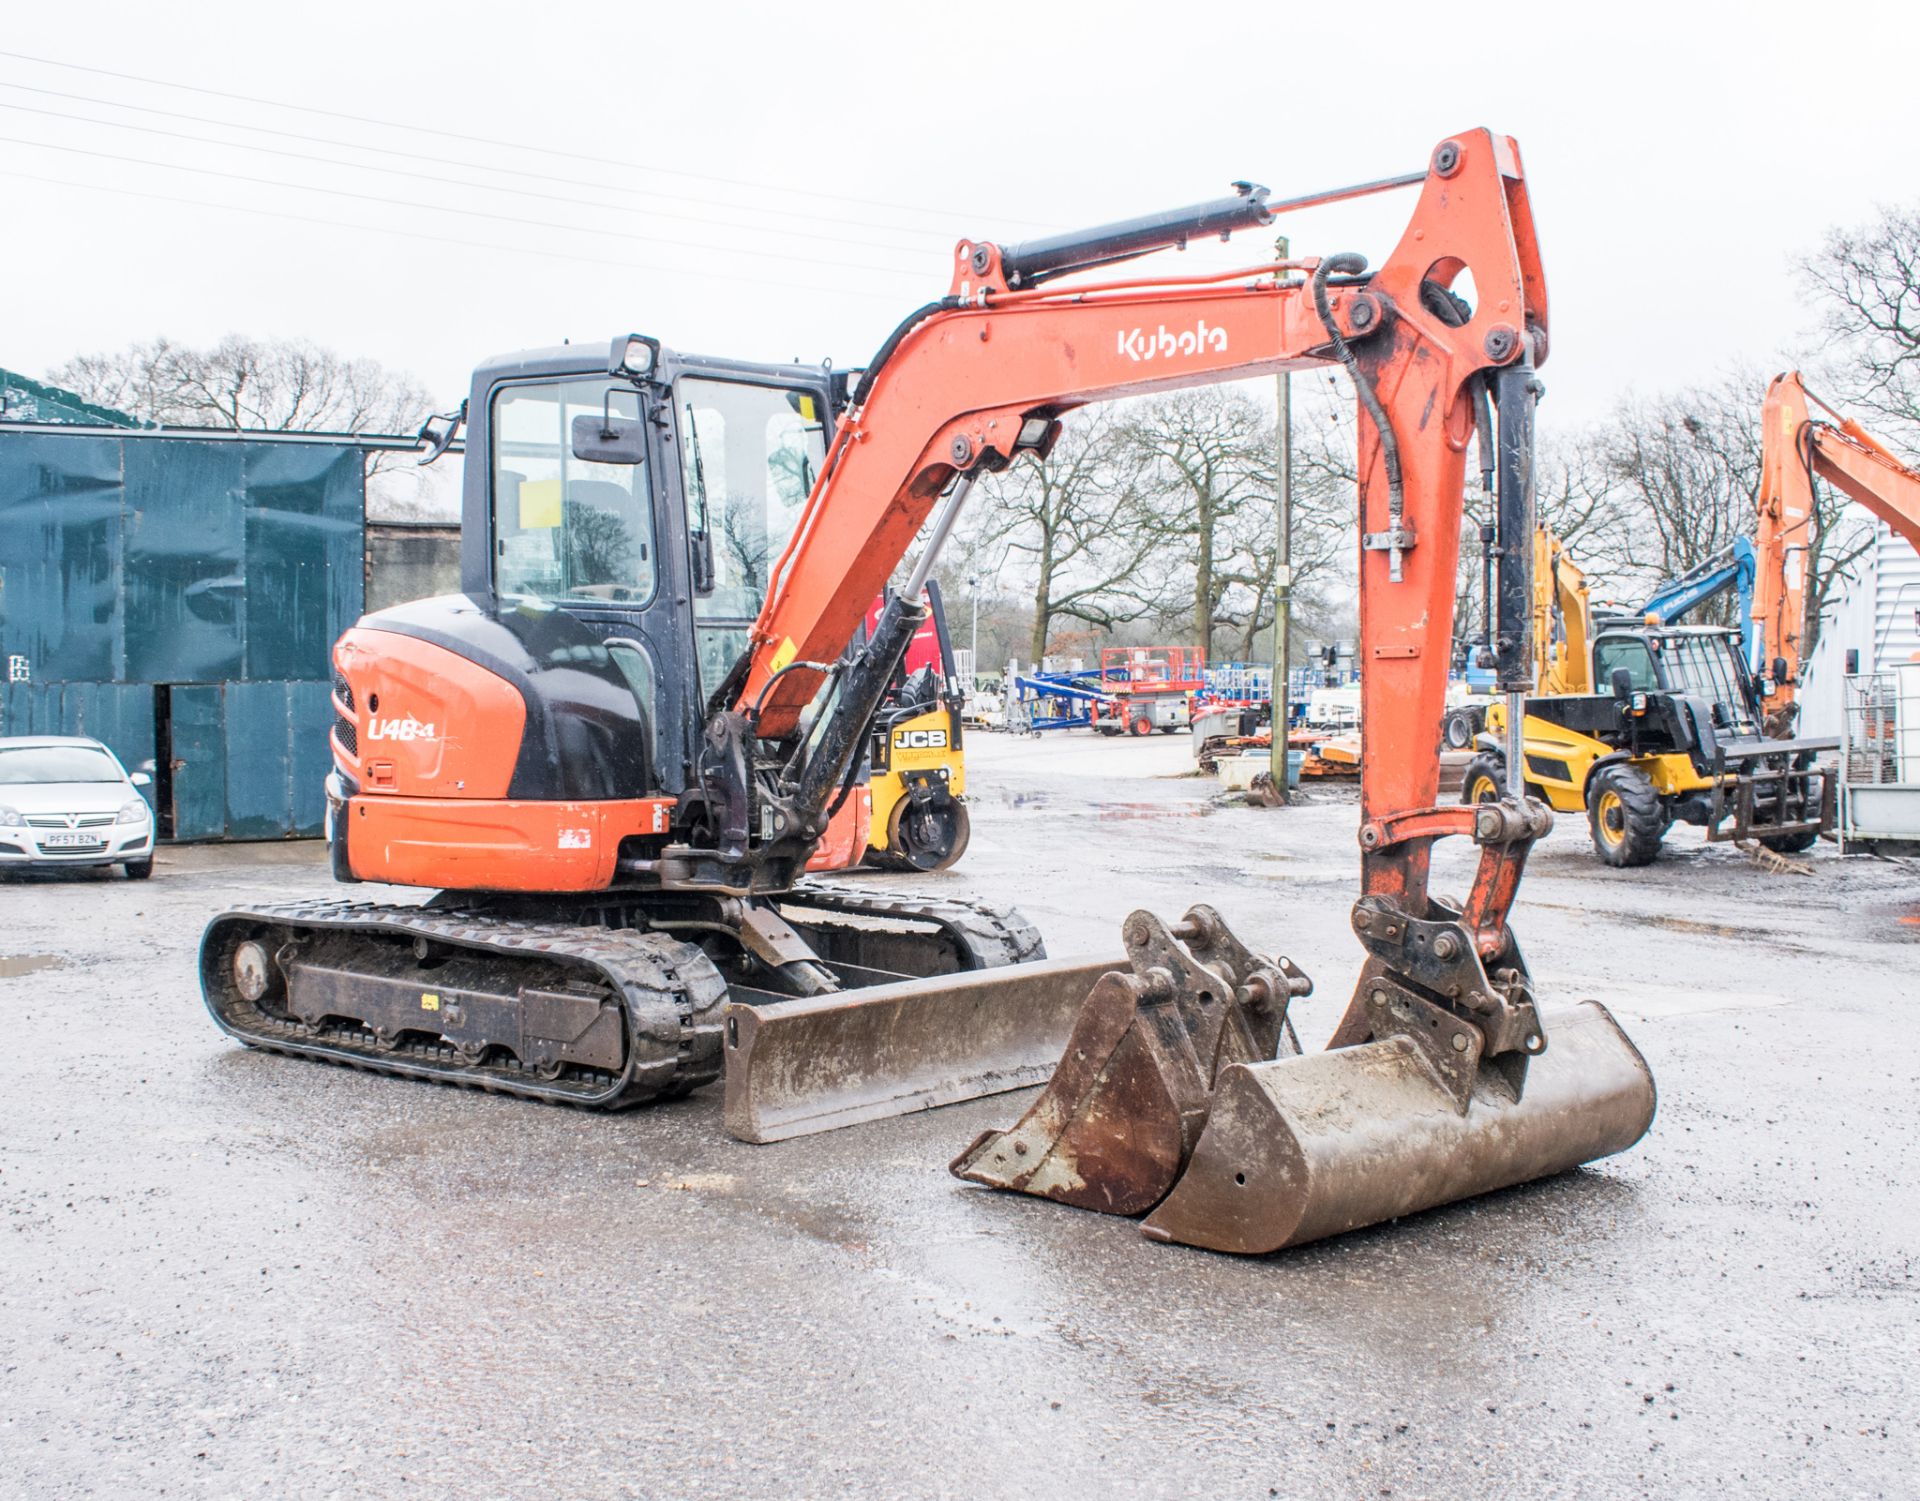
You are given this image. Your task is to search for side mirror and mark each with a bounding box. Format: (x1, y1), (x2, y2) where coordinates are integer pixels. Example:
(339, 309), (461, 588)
(130, 771), (152, 788)
(571, 412), (646, 466)
(1611, 667), (1633, 701)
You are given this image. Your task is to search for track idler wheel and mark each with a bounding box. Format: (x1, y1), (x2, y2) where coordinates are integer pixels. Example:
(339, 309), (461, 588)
(951, 907), (1310, 1215)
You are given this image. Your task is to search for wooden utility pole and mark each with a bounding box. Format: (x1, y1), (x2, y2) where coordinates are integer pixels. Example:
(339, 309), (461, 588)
(1269, 234), (1293, 801)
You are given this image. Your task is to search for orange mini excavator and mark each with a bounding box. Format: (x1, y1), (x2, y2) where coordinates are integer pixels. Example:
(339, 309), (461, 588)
(202, 130), (1655, 1255)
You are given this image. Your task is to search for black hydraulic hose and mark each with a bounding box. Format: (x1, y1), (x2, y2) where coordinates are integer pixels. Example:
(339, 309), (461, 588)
(851, 297), (964, 408)
(1312, 254), (1404, 540)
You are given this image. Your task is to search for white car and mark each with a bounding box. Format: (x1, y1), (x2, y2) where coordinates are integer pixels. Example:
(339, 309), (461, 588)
(0, 736), (157, 879)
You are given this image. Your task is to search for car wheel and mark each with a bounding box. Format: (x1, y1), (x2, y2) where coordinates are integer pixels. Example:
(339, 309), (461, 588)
(123, 859), (153, 880)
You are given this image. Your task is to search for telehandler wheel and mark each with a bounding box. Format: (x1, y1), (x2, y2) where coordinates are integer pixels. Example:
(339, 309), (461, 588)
(1587, 764), (1665, 867)
(1461, 751), (1507, 805)
(1759, 828), (1820, 855)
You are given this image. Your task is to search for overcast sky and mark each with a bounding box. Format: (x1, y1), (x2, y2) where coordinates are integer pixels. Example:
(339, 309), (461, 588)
(4, 1), (1917, 432)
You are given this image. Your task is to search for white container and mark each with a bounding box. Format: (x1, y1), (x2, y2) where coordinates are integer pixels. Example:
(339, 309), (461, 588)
(1897, 662), (1920, 783)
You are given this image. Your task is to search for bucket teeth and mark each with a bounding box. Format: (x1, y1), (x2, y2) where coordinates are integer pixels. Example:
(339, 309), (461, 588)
(950, 907), (1310, 1215)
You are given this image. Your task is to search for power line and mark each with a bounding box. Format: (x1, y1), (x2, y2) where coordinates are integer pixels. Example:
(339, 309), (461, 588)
(0, 134), (931, 280)
(0, 78), (966, 247)
(0, 47), (1055, 229)
(0, 166), (913, 307)
(0, 97), (947, 262)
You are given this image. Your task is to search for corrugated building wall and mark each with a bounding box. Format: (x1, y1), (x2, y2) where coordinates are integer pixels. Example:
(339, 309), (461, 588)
(0, 427), (365, 840)
(1799, 523), (1920, 737)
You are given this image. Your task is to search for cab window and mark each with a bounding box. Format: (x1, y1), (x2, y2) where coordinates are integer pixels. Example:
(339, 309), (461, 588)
(1593, 636), (1656, 692)
(492, 380), (655, 605)
(676, 377), (827, 695)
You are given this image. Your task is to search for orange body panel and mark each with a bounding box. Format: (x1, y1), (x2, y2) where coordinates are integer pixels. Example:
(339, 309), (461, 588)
(346, 795), (675, 891)
(803, 787), (873, 873)
(332, 627), (526, 798)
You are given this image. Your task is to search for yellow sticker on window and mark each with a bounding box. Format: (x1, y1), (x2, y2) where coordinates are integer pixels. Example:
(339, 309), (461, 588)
(420, 992), (441, 1012)
(796, 394), (816, 422)
(518, 478), (562, 530)
(768, 636), (799, 675)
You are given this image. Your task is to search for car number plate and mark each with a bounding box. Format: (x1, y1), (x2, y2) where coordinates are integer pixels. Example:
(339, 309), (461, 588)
(44, 832), (103, 849)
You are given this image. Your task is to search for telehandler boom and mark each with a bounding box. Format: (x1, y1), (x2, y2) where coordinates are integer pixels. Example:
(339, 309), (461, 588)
(202, 129), (1655, 1256)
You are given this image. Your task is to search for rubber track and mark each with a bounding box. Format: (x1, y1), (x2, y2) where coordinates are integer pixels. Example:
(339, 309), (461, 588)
(201, 900), (727, 1109)
(782, 880), (1047, 970)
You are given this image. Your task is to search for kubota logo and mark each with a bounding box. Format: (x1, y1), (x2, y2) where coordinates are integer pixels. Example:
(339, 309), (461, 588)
(1118, 320), (1228, 363)
(368, 715), (437, 742)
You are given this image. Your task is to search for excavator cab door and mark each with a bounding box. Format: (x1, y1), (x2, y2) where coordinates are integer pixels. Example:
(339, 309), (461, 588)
(671, 375), (831, 705)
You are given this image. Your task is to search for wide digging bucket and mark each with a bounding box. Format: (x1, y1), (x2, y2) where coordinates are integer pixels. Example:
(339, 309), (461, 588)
(723, 957), (1117, 1143)
(1140, 999), (1655, 1254)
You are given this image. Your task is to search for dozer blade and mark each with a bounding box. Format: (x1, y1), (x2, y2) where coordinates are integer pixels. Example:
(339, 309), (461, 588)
(951, 907), (1310, 1214)
(722, 956), (1118, 1143)
(1141, 1000), (1655, 1254)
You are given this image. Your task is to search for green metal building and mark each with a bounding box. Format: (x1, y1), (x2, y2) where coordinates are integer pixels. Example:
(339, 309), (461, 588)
(0, 371), (401, 841)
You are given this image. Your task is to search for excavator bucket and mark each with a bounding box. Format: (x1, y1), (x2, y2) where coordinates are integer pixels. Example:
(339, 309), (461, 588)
(723, 956), (1119, 1143)
(953, 908), (1655, 1255)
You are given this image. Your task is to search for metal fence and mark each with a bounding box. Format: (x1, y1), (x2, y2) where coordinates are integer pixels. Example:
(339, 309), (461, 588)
(1839, 668), (1920, 844)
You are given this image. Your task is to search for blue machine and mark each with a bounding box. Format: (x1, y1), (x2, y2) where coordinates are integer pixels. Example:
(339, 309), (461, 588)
(1630, 535), (1758, 661)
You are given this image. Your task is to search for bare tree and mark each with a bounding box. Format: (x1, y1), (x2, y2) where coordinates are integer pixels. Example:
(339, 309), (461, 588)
(966, 406), (1176, 663)
(49, 335), (436, 474)
(1115, 388), (1277, 659)
(1800, 203), (1920, 443)
(1567, 371), (1874, 656)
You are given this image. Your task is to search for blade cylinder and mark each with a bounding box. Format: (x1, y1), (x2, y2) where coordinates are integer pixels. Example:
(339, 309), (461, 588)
(1141, 1000), (1655, 1254)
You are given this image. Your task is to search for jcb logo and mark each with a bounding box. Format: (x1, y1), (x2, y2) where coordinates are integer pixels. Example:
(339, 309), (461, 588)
(893, 728), (949, 750)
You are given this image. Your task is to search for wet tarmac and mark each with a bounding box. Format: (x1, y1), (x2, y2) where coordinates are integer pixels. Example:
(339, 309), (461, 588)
(3, 732), (1915, 1498)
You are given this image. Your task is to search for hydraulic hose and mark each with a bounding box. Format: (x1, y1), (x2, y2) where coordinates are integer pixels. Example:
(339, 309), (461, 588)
(1312, 253), (1406, 576)
(851, 297), (964, 408)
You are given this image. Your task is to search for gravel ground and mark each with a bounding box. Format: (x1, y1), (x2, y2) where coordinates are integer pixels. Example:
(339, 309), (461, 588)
(2, 731), (1916, 1499)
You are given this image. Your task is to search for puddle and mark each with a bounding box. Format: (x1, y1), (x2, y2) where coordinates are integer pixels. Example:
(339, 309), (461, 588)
(0, 954), (64, 978)
(1093, 802), (1211, 821)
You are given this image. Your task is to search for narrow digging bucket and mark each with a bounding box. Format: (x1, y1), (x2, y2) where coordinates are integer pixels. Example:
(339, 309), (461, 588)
(951, 906), (1308, 1214)
(723, 957), (1118, 1143)
(1140, 1000), (1656, 1254)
